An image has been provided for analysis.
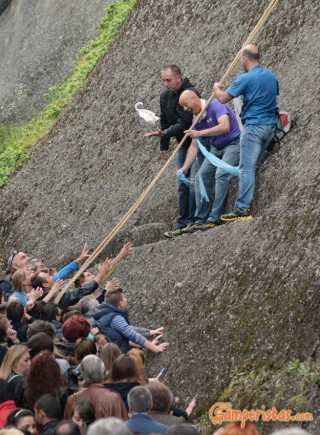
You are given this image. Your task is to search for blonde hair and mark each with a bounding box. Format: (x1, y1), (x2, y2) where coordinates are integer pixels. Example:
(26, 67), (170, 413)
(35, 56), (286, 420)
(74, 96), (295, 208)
(127, 349), (146, 379)
(12, 268), (28, 293)
(0, 344), (29, 380)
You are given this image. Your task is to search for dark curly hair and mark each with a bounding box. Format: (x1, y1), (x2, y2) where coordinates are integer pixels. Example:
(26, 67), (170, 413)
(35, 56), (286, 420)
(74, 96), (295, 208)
(25, 350), (65, 409)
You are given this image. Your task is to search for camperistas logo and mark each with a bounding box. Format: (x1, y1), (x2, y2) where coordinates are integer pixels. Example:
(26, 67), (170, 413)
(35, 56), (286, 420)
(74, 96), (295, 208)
(209, 402), (313, 428)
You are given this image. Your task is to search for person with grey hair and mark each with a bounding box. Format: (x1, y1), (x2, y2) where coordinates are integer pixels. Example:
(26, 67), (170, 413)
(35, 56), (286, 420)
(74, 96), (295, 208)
(127, 386), (167, 434)
(64, 355), (127, 421)
(87, 417), (132, 435)
(79, 296), (99, 325)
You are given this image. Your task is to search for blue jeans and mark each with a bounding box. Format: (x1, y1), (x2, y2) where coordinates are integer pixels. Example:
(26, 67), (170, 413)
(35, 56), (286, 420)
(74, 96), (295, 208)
(176, 146), (206, 228)
(194, 139), (240, 224)
(235, 125), (275, 209)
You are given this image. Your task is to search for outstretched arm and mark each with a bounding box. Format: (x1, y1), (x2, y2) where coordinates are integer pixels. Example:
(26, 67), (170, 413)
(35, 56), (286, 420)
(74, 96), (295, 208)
(75, 243), (90, 265)
(54, 243), (90, 282)
(94, 258), (114, 285)
(111, 316), (169, 354)
(113, 242), (134, 263)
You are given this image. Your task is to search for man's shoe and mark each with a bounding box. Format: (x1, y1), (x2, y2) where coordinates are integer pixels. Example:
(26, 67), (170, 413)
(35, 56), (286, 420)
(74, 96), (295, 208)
(164, 228), (184, 238)
(221, 208), (253, 222)
(198, 221), (219, 231)
(181, 224), (201, 234)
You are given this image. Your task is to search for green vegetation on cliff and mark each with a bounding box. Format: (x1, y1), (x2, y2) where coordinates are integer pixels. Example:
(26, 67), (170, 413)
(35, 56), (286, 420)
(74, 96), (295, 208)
(0, 0), (136, 187)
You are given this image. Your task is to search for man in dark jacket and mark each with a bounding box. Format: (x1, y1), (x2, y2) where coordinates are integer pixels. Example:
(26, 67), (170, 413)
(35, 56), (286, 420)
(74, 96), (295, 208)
(145, 65), (205, 236)
(34, 394), (62, 435)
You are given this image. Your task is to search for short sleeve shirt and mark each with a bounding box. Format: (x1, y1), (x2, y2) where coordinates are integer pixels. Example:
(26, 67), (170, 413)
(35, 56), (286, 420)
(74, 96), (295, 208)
(226, 66), (279, 125)
(194, 99), (240, 149)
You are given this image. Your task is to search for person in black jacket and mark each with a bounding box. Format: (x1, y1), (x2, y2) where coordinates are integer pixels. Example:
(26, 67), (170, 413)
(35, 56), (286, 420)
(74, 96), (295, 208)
(30, 257), (113, 309)
(145, 65), (206, 237)
(34, 394), (62, 435)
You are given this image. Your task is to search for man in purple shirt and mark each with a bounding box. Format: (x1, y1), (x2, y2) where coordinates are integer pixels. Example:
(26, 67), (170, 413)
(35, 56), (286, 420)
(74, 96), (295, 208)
(178, 90), (240, 232)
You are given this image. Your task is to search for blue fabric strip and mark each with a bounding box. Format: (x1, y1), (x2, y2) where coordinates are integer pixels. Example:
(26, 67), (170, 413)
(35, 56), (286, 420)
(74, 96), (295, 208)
(177, 169), (193, 186)
(198, 172), (210, 202)
(196, 138), (240, 175)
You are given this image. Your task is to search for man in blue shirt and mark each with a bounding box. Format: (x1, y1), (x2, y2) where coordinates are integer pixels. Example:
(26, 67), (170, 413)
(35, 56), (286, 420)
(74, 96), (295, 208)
(213, 44), (279, 220)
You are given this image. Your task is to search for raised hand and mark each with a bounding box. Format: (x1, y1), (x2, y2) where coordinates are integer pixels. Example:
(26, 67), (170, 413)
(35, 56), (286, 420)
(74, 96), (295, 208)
(29, 287), (43, 302)
(116, 242), (134, 262)
(51, 279), (64, 294)
(6, 326), (17, 343)
(76, 243), (90, 264)
(105, 278), (121, 293)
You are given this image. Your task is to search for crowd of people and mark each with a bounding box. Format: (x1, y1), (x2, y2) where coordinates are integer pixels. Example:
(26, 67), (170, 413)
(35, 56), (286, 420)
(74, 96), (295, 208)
(0, 243), (198, 434)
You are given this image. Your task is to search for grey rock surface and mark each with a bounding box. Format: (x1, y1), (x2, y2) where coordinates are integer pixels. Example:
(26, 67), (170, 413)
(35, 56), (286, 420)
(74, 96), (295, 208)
(0, 0), (111, 122)
(0, 0), (320, 429)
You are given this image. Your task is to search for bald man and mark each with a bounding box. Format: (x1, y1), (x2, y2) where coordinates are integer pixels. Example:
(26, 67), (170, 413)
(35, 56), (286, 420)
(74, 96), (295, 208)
(178, 90), (240, 232)
(213, 44), (279, 221)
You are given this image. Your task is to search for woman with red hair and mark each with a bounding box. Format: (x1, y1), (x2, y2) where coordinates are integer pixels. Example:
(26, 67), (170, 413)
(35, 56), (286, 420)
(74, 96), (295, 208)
(56, 315), (91, 365)
(25, 350), (66, 411)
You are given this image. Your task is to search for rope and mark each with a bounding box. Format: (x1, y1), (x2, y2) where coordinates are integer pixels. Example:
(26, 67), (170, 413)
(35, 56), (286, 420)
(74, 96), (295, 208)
(54, 0), (279, 304)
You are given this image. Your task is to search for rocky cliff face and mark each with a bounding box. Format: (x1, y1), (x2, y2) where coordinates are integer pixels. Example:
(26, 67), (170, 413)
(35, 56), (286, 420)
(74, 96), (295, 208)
(0, 0), (319, 431)
(0, 0), (110, 122)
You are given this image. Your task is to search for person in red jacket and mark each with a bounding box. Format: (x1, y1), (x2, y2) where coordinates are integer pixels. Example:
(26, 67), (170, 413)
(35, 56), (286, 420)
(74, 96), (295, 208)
(0, 379), (16, 428)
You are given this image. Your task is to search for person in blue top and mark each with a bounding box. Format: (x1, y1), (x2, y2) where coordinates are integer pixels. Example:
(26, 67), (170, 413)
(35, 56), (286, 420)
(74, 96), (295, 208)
(177, 90), (240, 232)
(213, 44), (279, 221)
